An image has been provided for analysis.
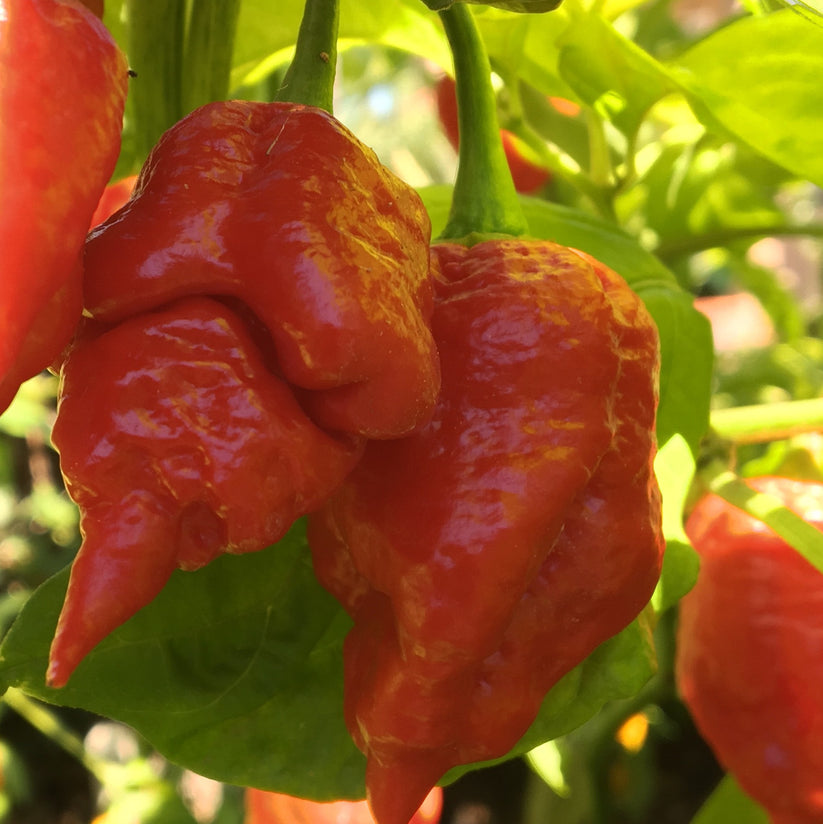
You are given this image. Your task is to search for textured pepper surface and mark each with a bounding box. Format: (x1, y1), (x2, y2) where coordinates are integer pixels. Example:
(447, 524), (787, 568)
(48, 101), (439, 686)
(309, 240), (663, 824)
(49, 297), (362, 687)
(83, 100), (440, 439)
(676, 476), (823, 824)
(0, 0), (127, 412)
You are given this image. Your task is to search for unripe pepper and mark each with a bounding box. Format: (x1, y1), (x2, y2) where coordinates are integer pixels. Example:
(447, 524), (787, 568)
(0, 0), (127, 413)
(309, 242), (663, 824)
(676, 476), (823, 824)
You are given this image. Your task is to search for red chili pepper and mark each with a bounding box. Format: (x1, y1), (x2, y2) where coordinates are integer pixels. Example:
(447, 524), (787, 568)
(89, 174), (138, 228)
(48, 297), (363, 688)
(83, 101), (440, 439)
(0, 0), (127, 413)
(676, 476), (823, 824)
(435, 75), (550, 195)
(244, 786), (443, 824)
(309, 240), (663, 824)
(48, 100), (440, 687)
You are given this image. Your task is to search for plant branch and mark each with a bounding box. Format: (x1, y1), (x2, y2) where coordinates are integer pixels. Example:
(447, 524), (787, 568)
(711, 398), (823, 445)
(656, 223), (823, 259)
(276, 0), (339, 112)
(438, 4), (528, 241)
(3, 688), (115, 787)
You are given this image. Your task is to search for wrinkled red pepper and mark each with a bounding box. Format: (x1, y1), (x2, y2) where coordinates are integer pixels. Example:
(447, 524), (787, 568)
(48, 100), (440, 687)
(309, 240), (664, 824)
(677, 476), (823, 824)
(83, 101), (439, 439)
(0, 0), (127, 413)
(49, 297), (362, 687)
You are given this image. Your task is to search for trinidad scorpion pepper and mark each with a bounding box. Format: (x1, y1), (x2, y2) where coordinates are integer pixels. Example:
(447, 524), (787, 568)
(676, 476), (823, 824)
(0, 0), (127, 413)
(308, 7), (664, 823)
(48, 97), (440, 683)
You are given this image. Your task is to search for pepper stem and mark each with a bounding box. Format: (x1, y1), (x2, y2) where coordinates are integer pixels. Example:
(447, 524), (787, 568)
(182, 0), (242, 114)
(438, 4), (528, 242)
(276, 0), (339, 113)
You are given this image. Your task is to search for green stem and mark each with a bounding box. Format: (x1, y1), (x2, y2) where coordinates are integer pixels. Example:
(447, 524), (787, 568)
(126, 0), (186, 162)
(656, 222), (823, 259)
(438, 5), (528, 241)
(704, 461), (823, 574)
(711, 398), (823, 445)
(586, 108), (612, 189)
(182, 0), (242, 113)
(3, 688), (114, 787)
(275, 0), (339, 113)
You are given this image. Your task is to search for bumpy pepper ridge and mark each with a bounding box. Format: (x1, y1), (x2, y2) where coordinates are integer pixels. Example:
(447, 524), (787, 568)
(82, 101), (440, 439)
(308, 241), (663, 824)
(48, 297), (363, 687)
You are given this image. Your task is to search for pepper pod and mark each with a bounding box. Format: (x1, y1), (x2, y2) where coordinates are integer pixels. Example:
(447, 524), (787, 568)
(676, 477), (823, 824)
(0, 0), (128, 412)
(47, 1), (440, 688)
(307, 7), (664, 823)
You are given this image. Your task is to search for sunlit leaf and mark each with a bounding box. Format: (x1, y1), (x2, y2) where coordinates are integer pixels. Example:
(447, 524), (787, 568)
(671, 9), (823, 186)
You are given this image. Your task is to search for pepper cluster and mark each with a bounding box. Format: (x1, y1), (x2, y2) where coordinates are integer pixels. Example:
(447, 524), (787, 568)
(1, 2), (664, 822)
(48, 99), (441, 688)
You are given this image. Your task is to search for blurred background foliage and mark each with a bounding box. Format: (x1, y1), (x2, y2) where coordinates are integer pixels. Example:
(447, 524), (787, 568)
(1, 0), (821, 822)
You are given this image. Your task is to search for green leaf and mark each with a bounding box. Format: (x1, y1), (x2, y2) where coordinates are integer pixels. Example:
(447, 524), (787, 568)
(0, 524), (367, 801)
(653, 435), (700, 612)
(671, 9), (823, 186)
(640, 287), (713, 454)
(0, 519), (657, 800)
(420, 0), (563, 10)
(476, 7), (572, 96)
(556, 3), (677, 138)
(690, 775), (770, 824)
(621, 137), (790, 257)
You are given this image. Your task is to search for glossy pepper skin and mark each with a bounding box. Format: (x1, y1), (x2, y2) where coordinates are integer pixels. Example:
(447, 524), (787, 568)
(48, 297), (362, 688)
(676, 476), (823, 824)
(309, 240), (664, 824)
(83, 100), (440, 439)
(48, 100), (439, 687)
(0, 0), (127, 413)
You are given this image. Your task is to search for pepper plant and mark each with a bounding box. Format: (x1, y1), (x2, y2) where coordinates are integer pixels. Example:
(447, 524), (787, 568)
(0, 0), (822, 823)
